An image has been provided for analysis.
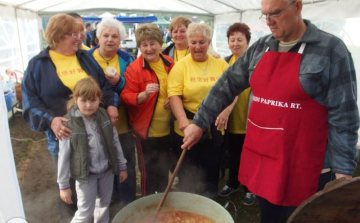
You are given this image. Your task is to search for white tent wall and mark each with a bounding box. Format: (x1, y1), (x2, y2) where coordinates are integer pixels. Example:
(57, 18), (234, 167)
(0, 6), (23, 72)
(213, 12), (241, 56)
(16, 9), (41, 72)
(214, 0), (360, 56)
(0, 88), (25, 222)
(0, 5), (40, 72)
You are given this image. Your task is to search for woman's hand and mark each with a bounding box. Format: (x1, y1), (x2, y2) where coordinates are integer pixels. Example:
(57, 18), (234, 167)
(51, 117), (71, 140)
(179, 116), (190, 132)
(145, 83), (159, 97)
(107, 106), (119, 126)
(136, 83), (160, 105)
(119, 170), (128, 183)
(215, 110), (230, 131)
(60, 188), (72, 204)
(215, 96), (237, 130)
(105, 73), (120, 85)
(163, 98), (171, 109)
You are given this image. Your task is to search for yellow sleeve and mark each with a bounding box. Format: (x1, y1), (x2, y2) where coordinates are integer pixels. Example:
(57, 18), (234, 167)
(81, 44), (90, 50)
(219, 58), (229, 73)
(168, 61), (185, 97)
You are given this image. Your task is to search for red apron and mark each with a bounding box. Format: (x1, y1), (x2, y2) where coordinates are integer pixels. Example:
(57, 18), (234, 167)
(239, 44), (328, 206)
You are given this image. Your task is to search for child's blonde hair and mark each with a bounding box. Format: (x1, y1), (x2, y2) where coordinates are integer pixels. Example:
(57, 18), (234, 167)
(66, 77), (103, 111)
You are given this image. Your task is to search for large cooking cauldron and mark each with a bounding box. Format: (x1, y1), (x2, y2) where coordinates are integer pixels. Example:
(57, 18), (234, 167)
(112, 192), (234, 223)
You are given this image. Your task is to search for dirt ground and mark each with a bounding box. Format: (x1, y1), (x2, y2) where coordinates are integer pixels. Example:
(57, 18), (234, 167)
(9, 112), (360, 223)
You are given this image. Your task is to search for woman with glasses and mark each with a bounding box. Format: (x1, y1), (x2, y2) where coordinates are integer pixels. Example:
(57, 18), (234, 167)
(22, 13), (121, 221)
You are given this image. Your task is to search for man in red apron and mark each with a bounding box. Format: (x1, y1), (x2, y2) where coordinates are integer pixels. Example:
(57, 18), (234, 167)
(181, 0), (359, 222)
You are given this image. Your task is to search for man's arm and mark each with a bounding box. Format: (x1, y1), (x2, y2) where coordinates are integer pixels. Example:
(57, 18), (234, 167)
(182, 49), (252, 149)
(192, 52), (251, 131)
(326, 52), (359, 179)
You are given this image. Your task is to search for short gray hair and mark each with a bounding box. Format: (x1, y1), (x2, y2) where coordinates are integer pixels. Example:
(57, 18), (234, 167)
(186, 23), (212, 41)
(96, 17), (126, 41)
(135, 23), (163, 47)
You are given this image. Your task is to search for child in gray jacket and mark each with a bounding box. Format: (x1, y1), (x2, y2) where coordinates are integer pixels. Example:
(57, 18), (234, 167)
(57, 77), (127, 223)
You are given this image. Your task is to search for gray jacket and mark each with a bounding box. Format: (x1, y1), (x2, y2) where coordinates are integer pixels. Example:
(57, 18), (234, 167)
(57, 107), (127, 189)
(194, 20), (359, 175)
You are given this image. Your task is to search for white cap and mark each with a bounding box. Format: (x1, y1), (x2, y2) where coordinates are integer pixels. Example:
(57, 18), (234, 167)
(106, 67), (116, 76)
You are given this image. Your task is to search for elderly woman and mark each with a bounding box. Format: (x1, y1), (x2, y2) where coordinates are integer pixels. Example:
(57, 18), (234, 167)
(167, 23), (237, 199)
(22, 14), (120, 220)
(88, 17), (135, 207)
(217, 22), (256, 205)
(120, 23), (174, 196)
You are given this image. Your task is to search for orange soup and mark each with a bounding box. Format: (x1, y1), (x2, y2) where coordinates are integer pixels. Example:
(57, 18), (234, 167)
(140, 211), (215, 223)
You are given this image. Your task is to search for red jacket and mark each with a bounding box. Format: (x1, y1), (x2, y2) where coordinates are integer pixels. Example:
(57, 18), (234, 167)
(120, 54), (174, 139)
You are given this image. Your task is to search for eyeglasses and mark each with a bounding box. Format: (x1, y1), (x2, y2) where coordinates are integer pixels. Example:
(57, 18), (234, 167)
(65, 33), (82, 39)
(259, 0), (297, 22)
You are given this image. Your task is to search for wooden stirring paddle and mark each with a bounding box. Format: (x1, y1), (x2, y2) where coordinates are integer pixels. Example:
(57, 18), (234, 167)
(152, 148), (188, 222)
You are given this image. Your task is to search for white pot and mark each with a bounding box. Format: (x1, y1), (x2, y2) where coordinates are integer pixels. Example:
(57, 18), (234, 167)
(112, 192), (234, 223)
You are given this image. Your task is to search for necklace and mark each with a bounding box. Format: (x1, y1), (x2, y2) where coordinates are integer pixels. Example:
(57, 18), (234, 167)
(175, 47), (189, 62)
(98, 50), (115, 66)
(194, 59), (209, 75)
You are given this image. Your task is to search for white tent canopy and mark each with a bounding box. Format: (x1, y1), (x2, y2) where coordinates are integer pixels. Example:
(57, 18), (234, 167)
(1, 0), (359, 16)
(1, 1), (360, 221)
(1, 0), (360, 72)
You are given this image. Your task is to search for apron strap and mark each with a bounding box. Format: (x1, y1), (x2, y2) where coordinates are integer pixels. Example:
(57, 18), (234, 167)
(265, 43), (306, 53)
(298, 43), (306, 54)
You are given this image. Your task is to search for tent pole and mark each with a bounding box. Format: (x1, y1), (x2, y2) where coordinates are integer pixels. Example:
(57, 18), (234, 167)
(14, 9), (26, 72)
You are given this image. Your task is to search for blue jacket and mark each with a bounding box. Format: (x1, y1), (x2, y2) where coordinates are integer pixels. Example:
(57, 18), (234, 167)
(22, 47), (121, 156)
(88, 46), (134, 93)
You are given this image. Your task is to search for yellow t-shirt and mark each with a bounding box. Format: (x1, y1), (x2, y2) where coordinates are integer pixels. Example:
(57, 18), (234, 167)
(49, 50), (88, 91)
(81, 44), (90, 50)
(174, 48), (189, 63)
(148, 59), (171, 137)
(93, 50), (129, 134)
(228, 55), (251, 134)
(168, 54), (229, 136)
(229, 54), (236, 65)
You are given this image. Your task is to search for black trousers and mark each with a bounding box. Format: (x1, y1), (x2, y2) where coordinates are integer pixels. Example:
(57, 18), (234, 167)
(258, 171), (334, 223)
(135, 135), (170, 196)
(227, 133), (250, 193)
(174, 133), (223, 200)
(115, 131), (136, 207)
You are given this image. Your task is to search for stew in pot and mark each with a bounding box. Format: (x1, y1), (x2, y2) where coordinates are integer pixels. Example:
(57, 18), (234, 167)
(140, 211), (215, 223)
